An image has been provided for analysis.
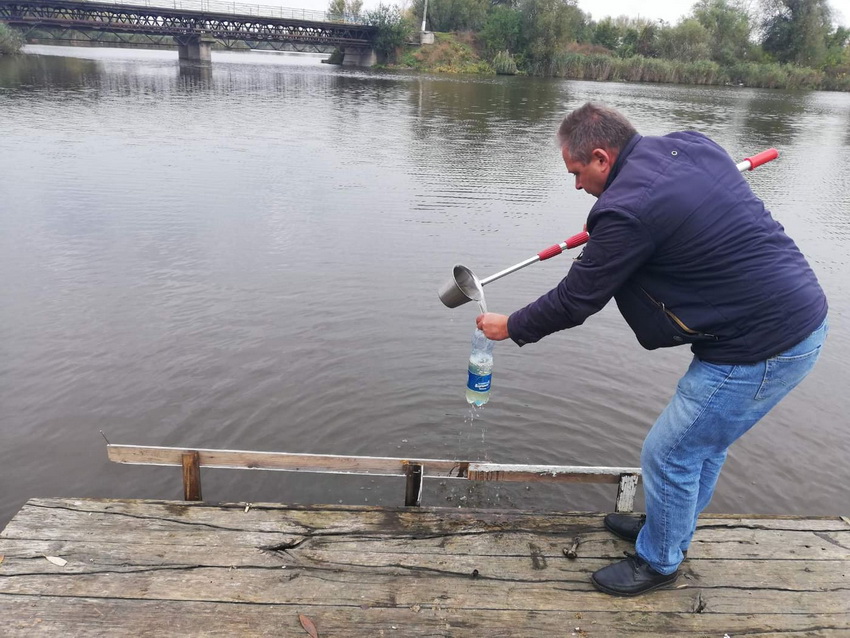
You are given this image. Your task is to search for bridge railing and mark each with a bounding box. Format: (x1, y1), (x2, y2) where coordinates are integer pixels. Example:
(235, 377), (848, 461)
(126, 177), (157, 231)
(78, 0), (370, 24)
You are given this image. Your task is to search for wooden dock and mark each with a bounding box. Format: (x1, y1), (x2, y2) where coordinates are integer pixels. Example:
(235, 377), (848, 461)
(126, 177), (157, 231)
(1, 498), (848, 636)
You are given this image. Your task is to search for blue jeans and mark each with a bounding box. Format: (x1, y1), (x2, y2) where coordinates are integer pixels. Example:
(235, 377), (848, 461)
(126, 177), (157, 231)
(635, 318), (828, 575)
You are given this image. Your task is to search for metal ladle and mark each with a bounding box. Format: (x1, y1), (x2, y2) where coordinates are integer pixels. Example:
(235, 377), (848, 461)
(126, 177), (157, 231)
(438, 231), (589, 308)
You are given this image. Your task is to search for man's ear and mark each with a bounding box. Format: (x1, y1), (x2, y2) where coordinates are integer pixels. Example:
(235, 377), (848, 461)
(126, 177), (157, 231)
(591, 148), (612, 167)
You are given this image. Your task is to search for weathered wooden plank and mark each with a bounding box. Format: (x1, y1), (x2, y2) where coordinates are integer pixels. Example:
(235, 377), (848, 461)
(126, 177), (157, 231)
(1, 537), (846, 591)
(2, 500), (847, 562)
(466, 463), (640, 484)
(108, 444), (472, 478)
(304, 530), (850, 561)
(4, 522), (845, 563)
(181, 451), (202, 501)
(1, 596), (847, 638)
(0, 498), (610, 541)
(8, 498), (849, 534)
(404, 464), (423, 507)
(2, 565), (848, 614)
(1, 498), (848, 635)
(108, 445), (641, 485)
(0, 538), (282, 569)
(616, 473), (640, 512)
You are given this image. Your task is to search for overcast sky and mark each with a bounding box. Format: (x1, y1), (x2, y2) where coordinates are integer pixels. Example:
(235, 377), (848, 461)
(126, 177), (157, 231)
(276, 0), (698, 20)
(577, 0), (849, 26)
(576, 0), (694, 24)
(270, 0), (849, 28)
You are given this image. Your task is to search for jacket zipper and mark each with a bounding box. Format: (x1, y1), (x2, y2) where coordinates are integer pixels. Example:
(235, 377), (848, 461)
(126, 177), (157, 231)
(640, 287), (703, 335)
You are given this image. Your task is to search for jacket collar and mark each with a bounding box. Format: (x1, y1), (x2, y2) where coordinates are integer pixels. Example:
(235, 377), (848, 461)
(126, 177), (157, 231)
(604, 133), (642, 191)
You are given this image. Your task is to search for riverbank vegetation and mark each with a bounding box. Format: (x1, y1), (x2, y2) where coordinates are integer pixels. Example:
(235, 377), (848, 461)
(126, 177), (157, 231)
(361, 0), (849, 91)
(0, 23), (23, 55)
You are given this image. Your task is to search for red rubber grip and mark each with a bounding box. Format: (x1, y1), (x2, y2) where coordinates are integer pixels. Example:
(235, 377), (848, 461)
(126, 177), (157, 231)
(537, 244), (563, 260)
(744, 148), (779, 170)
(565, 231), (590, 249)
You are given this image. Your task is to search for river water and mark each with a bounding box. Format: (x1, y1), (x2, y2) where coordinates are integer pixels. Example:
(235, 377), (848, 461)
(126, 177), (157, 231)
(1, 46), (848, 527)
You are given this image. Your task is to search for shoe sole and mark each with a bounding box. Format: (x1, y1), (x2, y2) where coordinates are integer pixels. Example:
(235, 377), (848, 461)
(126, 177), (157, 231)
(590, 572), (679, 597)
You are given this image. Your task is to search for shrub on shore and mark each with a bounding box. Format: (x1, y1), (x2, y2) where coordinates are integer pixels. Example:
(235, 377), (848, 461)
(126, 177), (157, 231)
(0, 23), (23, 55)
(398, 32), (492, 73)
(492, 50), (517, 75)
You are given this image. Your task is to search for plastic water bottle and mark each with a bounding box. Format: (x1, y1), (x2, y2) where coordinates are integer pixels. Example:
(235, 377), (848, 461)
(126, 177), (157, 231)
(466, 328), (495, 406)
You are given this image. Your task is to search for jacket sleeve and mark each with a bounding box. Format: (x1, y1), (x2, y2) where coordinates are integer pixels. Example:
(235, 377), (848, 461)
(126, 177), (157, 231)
(507, 208), (655, 346)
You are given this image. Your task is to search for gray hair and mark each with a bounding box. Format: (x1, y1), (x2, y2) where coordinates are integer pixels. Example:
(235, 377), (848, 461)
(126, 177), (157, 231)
(557, 103), (638, 163)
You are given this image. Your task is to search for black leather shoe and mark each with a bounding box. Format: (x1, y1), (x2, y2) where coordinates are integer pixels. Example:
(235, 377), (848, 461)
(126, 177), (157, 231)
(591, 552), (679, 597)
(604, 513), (645, 542)
(602, 514), (689, 558)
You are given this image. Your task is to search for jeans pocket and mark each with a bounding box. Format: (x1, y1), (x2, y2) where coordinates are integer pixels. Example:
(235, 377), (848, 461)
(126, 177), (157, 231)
(755, 342), (823, 401)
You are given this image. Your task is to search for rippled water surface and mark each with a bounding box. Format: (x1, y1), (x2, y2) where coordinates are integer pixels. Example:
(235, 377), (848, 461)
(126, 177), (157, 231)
(1, 46), (849, 525)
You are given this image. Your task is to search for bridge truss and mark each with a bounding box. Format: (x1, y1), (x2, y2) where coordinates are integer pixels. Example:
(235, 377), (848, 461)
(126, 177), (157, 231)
(0, 0), (377, 50)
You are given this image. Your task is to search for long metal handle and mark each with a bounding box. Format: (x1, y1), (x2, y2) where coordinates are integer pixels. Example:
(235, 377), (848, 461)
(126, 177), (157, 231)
(479, 255), (541, 286)
(478, 148), (779, 288)
(479, 231), (589, 285)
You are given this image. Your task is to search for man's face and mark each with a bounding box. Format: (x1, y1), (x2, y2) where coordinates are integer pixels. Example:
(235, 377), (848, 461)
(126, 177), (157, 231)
(562, 145), (613, 198)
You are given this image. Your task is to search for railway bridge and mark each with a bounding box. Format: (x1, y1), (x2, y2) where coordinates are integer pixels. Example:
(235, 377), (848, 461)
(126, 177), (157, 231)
(0, 0), (379, 65)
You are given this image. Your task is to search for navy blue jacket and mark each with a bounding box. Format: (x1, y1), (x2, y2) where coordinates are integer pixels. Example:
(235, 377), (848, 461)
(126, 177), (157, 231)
(507, 132), (827, 364)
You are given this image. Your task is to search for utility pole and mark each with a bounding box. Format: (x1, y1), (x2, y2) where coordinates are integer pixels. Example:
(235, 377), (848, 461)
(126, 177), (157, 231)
(420, 0), (434, 44)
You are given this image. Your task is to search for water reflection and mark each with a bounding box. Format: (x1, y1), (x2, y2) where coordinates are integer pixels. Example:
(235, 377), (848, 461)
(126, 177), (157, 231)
(0, 52), (99, 89)
(178, 61), (213, 85)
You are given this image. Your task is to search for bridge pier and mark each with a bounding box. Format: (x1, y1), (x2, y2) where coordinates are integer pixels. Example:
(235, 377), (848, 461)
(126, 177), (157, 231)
(175, 34), (217, 63)
(341, 46), (377, 67)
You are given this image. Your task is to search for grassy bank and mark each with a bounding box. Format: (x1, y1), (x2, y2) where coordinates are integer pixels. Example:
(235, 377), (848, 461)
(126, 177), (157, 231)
(393, 33), (494, 74)
(535, 51), (849, 91)
(387, 32), (848, 92)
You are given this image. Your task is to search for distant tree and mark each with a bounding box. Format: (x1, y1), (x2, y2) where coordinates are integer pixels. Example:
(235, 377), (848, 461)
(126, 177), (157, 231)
(632, 20), (661, 57)
(366, 4), (413, 57)
(592, 17), (621, 51)
(328, 0), (345, 18)
(657, 18), (712, 62)
(480, 6), (524, 54)
(692, 0), (753, 65)
(410, 0), (489, 32)
(587, 17), (659, 58)
(328, 0), (363, 20)
(760, 0), (832, 67)
(520, 0), (589, 61)
(0, 22), (23, 55)
(823, 24), (849, 68)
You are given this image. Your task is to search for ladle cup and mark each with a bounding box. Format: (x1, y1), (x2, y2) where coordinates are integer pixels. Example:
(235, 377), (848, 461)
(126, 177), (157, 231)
(438, 231), (589, 308)
(438, 265), (485, 309)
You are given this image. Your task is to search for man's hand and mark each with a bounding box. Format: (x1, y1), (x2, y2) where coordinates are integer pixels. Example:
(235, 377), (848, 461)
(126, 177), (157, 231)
(476, 313), (510, 341)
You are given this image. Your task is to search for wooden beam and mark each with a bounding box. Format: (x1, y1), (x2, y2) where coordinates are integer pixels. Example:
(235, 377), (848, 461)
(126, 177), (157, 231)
(108, 445), (470, 479)
(466, 463), (641, 484)
(108, 444), (643, 513)
(404, 464), (423, 507)
(615, 473), (640, 512)
(108, 445), (640, 486)
(181, 451), (202, 501)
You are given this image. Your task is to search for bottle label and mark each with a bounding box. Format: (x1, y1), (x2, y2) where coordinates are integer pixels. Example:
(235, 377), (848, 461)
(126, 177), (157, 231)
(467, 371), (491, 393)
